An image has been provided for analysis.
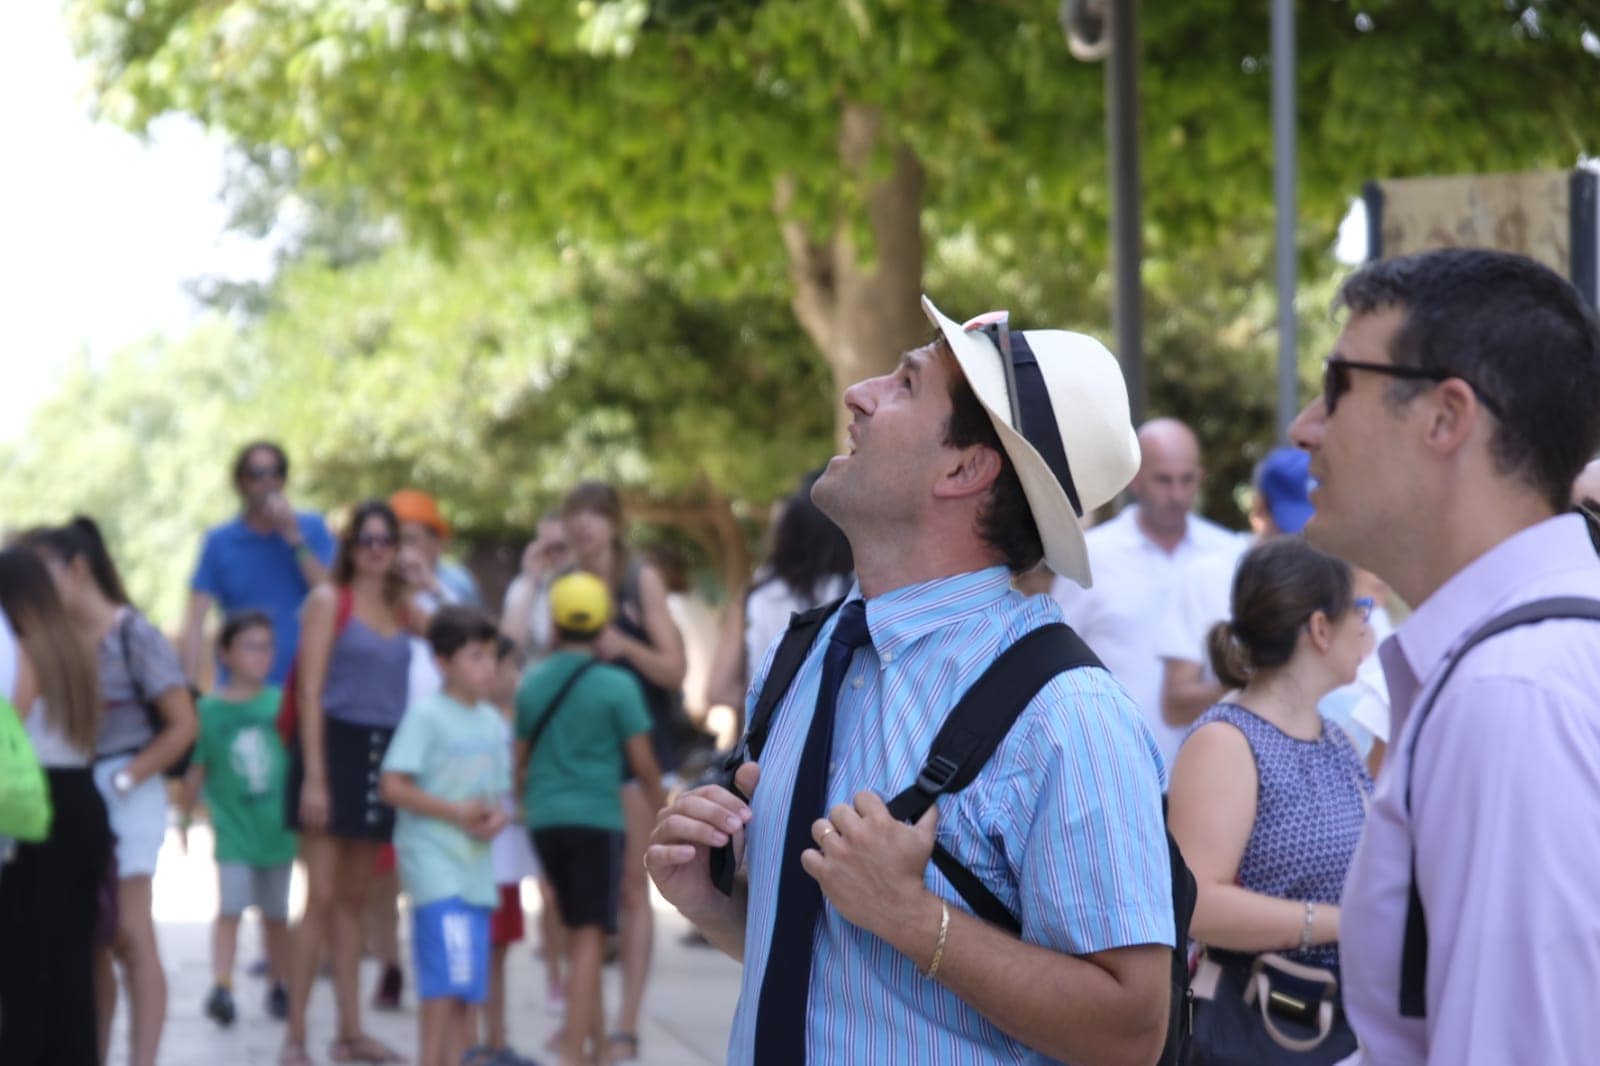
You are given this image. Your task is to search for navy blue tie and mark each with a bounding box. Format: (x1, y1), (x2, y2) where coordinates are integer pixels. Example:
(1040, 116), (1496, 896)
(753, 599), (872, 1063)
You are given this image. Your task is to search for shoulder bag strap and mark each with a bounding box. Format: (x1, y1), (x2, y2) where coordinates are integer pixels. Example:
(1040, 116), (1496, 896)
(886, 623), (1104, 934)
(522, 658), (601, 759)
(1399, 596), (1600, 1018)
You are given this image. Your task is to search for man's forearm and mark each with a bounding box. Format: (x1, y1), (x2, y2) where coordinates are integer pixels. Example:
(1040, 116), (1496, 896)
(878, 893), (1168, 1066)
(683, 880), (751, 962)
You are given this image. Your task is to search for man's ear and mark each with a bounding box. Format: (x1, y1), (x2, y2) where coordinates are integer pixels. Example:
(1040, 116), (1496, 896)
(934, 444), (1003, 501)
(1421, 379), (1482, 458)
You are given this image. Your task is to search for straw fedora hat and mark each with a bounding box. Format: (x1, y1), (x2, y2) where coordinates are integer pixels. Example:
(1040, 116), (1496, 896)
(922, 295), (1139, 588)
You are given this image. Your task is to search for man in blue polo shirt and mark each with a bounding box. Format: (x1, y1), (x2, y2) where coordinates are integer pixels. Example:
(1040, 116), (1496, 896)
(647, 299), (1173, 1064)
(179, 441), (336, 686)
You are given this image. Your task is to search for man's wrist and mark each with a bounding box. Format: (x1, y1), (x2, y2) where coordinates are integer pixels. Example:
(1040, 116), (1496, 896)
(881, 888), (945, 963)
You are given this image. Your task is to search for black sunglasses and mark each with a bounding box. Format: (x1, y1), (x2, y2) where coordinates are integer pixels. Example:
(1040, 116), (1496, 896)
(1321, 357), (1504, 419)
(355, 533), (397, 549)
(243, 464), (287, 481)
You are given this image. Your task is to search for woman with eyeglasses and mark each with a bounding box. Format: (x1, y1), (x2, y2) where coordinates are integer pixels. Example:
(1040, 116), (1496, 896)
(1168, 537), (1375, 1064)
(280, 500), (414, 1066)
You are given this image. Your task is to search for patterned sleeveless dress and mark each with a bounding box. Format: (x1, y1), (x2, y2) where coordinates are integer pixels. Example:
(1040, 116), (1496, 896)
(1188, 702), (1373, 974)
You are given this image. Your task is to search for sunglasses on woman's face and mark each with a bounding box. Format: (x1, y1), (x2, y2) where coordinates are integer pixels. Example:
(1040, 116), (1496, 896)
(355, 533), (397, 550)
(1352, 596), (1375, 623)
(243, 464), (286, 482)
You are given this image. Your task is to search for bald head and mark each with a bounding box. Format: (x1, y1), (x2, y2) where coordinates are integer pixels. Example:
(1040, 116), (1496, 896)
(1130, 418), (1203, 541)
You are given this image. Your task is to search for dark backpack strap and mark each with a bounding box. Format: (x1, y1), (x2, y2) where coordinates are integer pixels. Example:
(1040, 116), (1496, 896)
(1398, 596), (1600, 1018)
(885, 623), (1103, 933)
(522, 658), (601, 758)
(707, 596), (845, 896)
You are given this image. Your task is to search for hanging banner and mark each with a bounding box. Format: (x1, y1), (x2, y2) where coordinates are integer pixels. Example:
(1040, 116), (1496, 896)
(1363, 169), (1598, 308)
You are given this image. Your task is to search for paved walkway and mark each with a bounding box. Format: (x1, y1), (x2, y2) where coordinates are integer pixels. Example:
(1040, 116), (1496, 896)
(108, 825), (742, 1065)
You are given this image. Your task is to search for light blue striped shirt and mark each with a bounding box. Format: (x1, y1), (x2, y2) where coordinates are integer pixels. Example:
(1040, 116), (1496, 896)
(727, 567), (1174, 1065)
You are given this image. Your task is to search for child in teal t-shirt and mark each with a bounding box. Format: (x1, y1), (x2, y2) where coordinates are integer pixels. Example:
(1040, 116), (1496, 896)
(181, 610), (297, 1027)
(380, 606), (509, 1066)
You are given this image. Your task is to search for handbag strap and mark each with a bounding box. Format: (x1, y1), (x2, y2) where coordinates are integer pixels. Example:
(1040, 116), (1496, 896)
(523, 658), (601, 758)
(1244, 952), (1339, 1054)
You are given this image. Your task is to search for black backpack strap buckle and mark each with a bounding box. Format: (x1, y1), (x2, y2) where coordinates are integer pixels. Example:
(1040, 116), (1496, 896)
(914, 755), (960, 798)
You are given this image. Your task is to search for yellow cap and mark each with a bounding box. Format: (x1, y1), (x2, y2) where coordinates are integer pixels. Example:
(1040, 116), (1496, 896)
(550, 571), (612, 634)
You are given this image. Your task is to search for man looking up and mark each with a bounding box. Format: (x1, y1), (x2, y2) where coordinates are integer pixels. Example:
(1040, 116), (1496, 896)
(1290, 248), (1600, 1064)
(646, 298), (1174, 1065)
(179, 441), (336, 686)
(1052, 417), (1240, 770)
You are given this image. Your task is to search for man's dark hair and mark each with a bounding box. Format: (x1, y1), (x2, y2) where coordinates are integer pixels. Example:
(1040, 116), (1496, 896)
(232, 440), (290, 486)
(934, 338), (1045, 572)
(218, 609), (273, 653)
(427, 605), (500, 660)
(1336, 248), (1600, 511)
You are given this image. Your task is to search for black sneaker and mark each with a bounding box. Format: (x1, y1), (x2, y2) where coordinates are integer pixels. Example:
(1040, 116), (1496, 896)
(266, 981), (288, 1020)
(204, 984), (237, 1028)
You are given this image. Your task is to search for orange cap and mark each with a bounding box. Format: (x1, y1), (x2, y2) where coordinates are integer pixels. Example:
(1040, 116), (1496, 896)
(389, 489), (450, 539)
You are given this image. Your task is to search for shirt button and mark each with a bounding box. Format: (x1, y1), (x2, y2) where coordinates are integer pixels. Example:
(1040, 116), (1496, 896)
(881, 651), (894, 663)
(852, 676), (864, 689)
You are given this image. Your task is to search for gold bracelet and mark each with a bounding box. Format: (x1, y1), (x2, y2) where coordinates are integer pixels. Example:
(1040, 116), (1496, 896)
(922, 900), (950, 980)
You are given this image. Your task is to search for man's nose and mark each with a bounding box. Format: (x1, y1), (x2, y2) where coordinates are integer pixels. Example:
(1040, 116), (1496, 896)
(1288, 399), (1325, 450)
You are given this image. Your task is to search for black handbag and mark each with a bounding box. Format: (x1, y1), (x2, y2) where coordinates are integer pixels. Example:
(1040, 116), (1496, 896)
(1190, 950), (1358, 1066)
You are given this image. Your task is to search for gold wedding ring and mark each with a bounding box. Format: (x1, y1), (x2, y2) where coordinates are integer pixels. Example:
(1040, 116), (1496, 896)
(817, 823), (835, 841)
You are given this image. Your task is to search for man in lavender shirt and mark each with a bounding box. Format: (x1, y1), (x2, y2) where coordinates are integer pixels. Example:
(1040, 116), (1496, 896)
(1289, 247), (1600, 1064)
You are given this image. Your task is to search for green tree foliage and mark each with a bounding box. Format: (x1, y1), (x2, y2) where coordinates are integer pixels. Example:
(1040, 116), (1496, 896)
(0, 245), (832, 624)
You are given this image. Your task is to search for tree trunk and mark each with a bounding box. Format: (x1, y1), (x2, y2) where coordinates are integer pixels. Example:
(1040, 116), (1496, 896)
(777, 102), (928, 446)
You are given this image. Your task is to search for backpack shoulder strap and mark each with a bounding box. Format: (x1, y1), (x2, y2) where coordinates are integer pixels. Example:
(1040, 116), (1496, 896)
(743, 596), (847, 764)
(335, 585), (356, 634)
(707, 596), (845, 896)
(888, 623), (1104, 934)
(1399, 595), (1600, 1018)
(117, 609), (147, 703)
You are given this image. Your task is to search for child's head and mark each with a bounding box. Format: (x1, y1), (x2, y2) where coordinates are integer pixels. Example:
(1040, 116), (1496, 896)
(491, 634), (520, 707)
(218, 610), (274, 687)
(427, 605), (500, 702)
(549, 571), (612, 645)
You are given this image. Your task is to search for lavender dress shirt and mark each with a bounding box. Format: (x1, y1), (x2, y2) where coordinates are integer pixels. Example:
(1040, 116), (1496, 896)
(1341, 514), (1600, 1064)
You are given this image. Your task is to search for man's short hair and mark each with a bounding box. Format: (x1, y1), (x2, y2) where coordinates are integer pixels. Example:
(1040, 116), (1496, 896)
(232, 440), (290, 485)
(427, 605), (499, 660)
(1336, 248), (1600, 511)
(934, 338), (1045, 572)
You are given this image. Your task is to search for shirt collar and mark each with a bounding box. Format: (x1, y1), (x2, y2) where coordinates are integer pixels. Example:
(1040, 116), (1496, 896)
(854, 567), (1014, 663)
(1109, 504), (1201, 555)
(1391, 513), (1596, 690)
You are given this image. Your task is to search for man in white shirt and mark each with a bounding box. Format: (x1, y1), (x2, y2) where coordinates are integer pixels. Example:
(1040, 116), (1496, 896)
(1050, 418), (1241, 769)
(1155, 445), (1307, 729)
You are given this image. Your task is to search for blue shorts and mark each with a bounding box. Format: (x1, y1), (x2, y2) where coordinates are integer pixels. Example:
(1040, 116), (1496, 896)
(411, 897), (491, 1004)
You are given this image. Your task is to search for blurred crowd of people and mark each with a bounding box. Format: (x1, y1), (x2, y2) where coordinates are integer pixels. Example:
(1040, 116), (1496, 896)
(5, 247), (1600, 1066)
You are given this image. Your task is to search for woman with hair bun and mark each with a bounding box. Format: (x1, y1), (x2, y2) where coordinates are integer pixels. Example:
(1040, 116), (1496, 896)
(1169, 537), (1375, 1064)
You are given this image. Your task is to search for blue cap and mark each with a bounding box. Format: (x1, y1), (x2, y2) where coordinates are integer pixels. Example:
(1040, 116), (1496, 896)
(1257, 446), (1313, 534)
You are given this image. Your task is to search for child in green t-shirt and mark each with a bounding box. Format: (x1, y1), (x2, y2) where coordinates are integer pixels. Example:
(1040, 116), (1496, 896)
(515, 572), (667, 1066)
(380, 606), (509, 1066)
(181, 610), (298, 1028)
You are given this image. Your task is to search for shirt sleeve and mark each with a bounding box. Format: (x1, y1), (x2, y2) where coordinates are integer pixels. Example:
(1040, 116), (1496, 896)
(301, 514), (336, 568)
(129, 615), (189, 700)
(380, 703), (431, 777)
(1005, 670), (1175, 955)
(190, 530), (222, 597)
(1413, 674), (1600, 1065)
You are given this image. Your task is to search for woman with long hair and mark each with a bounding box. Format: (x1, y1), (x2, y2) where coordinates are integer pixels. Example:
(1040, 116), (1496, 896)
(24, 518), (198, 1066)
(0, 547), (111, 1066)
(1169, 538), (1375, 1064)
(707, 469), (854, 717)
(560, 480), (686, 1062)
(280, 500), (413, 1066)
